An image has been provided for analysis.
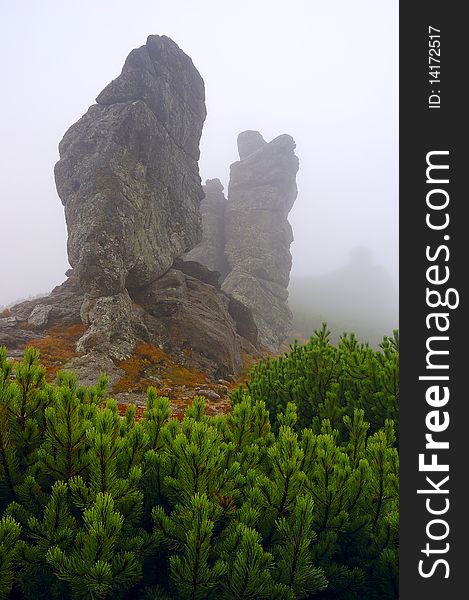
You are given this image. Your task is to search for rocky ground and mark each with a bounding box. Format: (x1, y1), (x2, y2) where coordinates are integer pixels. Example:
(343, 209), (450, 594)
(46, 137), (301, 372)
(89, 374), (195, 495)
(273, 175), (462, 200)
(1, 308), (261, 418)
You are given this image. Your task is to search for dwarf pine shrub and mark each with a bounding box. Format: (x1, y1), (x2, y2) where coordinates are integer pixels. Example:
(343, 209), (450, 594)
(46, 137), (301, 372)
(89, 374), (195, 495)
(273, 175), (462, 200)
(0, 339), (398, 599)
(232, 324), (399, 443)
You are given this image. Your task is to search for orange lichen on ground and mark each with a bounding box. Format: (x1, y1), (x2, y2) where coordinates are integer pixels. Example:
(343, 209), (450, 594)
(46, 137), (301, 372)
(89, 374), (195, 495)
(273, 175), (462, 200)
(28, 323), (86, 381)
(117, 402), (146, 421)
(113, 342), (208, 395)
(113, 342), (168, 394)
(23, 328), (260, 419)
(163, 362), (208, 387)
(116, 396), (231, 423)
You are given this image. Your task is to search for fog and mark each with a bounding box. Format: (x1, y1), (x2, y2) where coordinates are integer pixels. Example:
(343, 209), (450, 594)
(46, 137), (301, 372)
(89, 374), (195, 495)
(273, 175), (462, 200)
(1, 0), (398, 332)
(289, 246), (398, 345)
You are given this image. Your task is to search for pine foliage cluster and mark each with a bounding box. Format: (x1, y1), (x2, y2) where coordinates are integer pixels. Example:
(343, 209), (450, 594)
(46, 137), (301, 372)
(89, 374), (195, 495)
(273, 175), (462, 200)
(0, 333), (398, 599)
(233, 324), (399, 439)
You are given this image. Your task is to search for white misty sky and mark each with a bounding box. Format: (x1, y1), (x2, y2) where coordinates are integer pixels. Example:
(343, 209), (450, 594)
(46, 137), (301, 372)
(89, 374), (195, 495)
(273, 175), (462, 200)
(0, 0), (398, 307)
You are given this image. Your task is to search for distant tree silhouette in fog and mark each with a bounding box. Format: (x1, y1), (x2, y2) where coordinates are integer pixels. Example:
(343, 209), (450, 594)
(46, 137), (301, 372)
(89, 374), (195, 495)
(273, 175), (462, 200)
(289, 246), (398, 345)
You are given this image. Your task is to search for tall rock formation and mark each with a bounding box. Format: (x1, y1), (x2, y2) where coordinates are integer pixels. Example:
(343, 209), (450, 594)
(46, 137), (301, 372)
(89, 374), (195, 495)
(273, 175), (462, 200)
(2, 39), (300, 390)
(222, 131), (299, 350)
(0, 33), (263, 381)
(184, 178), (228, 278)
(54, 35), (207, 358)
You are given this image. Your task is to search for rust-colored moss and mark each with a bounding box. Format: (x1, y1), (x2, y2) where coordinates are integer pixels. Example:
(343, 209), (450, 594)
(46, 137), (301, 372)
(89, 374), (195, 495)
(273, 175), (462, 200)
(116, 402), (145, 421)
(163, 363), (207, 387)
(112, 342), (207, 395)
(28, 323), (86, 381)
(116, 401), (188, 423)
(112, 342), (167, 394)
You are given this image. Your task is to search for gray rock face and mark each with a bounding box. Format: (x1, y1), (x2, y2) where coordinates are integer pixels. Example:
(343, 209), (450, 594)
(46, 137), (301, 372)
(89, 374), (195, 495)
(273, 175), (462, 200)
(63, 353), (125, 389)
(173, 257), (221, 288)
(222, 131), (299, 350)
(227, 296), (258, 347)
(54, 35), (207, 356)
(0, 316), (42, 356)
(184, 178), (228, 278)
(77, 292), (135, 360)
(131, 267), (258, 378)
(237, 130), (267, 160)
(27, 305), (53, 328)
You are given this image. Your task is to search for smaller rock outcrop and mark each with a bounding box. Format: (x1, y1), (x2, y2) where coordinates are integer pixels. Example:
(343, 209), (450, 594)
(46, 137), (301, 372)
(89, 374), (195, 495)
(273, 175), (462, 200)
(0, 275), (84, 356)
(184, 178), (228, 278)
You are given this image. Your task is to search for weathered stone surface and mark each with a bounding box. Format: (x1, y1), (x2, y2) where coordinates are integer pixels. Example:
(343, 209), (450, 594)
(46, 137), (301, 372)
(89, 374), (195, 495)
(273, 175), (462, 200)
(54, 35), (206, 356)
(222, 131), (299, 350)
(180, 133), (298, 351)
(63, 353), (125, 388)
(28, 305), (53, 328)
(227, 296), (258, 347)
(56, 34), (206, 294)
(2, 267), (258, 379)
(237, 130), (267, 160)
(131, 268), (255, 378)
(9, 276), (83, 328)
(77, 292), (136, 360)
(184, 178), (228, 277)
(0, 317), (42, 355)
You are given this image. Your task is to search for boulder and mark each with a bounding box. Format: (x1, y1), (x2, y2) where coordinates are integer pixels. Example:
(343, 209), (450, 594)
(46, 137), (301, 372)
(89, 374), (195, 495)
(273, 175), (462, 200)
(27, 305), (53, 328)
(131, 268), (252, 378)
(9, 275), (83, 328)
